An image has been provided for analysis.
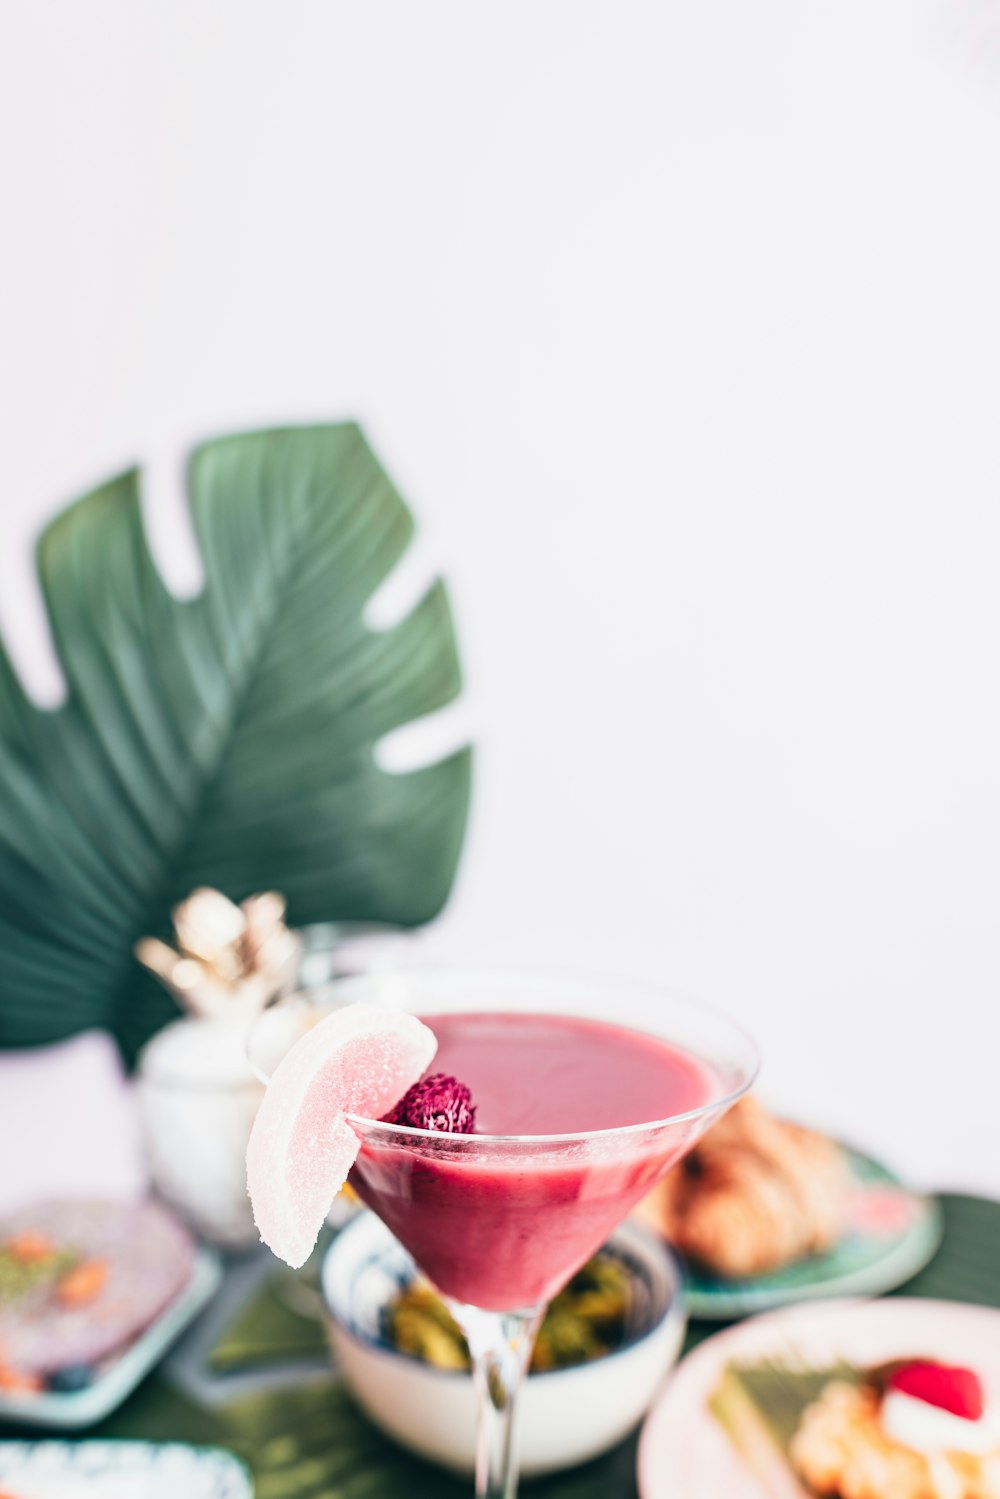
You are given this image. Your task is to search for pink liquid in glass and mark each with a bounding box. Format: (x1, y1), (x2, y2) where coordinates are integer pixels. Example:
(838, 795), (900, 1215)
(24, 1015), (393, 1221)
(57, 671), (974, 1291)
(349, 1011), (719, 1310)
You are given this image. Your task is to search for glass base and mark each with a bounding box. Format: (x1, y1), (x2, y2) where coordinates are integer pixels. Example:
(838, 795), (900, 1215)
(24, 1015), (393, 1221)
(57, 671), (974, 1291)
(447, 1300), (544, 1499)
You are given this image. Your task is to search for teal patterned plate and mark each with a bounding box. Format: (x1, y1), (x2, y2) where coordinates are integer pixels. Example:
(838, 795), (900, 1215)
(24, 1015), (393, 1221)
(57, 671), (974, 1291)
(683, 1145), (943, 1320)
(0, 1440), (251, 1497)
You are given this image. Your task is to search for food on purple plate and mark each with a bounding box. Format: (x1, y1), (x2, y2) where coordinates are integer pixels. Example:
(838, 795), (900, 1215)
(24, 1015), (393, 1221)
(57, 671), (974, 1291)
(636, 1096), (848, 1278)
(0, 1199), (195, 1393)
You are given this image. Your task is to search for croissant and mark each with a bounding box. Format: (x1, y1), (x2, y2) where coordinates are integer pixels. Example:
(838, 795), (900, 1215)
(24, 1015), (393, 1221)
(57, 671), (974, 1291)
(637, 1096), (848, 1278)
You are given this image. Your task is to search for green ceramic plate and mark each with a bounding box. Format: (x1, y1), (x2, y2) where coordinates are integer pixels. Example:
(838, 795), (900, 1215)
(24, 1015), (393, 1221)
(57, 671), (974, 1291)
(682, 1145), (943, 1320)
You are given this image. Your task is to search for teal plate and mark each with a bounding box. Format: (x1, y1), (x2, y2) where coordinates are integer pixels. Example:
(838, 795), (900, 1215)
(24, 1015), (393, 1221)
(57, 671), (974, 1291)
(682, 1145), (943, 1320)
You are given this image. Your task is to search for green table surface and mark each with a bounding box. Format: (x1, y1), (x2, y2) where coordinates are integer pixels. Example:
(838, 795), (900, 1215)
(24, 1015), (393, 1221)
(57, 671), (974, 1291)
(10, 1194), (1000, 1498)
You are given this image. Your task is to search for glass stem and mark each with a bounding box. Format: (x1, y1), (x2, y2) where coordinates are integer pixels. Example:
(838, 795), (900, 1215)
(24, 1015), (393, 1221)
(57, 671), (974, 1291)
(449, 1301), (544, 1499)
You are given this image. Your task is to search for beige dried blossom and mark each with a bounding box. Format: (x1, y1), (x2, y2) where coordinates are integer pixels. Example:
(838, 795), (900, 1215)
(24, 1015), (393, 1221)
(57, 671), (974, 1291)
(135, 888), (301, 1021)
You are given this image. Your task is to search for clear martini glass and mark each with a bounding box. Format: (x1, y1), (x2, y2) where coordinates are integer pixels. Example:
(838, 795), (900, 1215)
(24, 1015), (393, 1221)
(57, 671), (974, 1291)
(249, 970), (758, 1499)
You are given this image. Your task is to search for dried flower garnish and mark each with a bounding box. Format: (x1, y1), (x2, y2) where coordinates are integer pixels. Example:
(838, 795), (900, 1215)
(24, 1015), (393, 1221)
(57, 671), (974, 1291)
(384, 1073), (476, 1133)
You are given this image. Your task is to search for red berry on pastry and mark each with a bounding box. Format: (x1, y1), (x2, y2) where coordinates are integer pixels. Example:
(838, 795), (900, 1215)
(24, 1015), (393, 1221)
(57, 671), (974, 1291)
(888, 1361), (984, 1422)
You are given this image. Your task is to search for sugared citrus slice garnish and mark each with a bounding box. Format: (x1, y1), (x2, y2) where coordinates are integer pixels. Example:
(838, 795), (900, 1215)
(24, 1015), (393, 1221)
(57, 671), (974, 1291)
(246, 1003), (436, 1267)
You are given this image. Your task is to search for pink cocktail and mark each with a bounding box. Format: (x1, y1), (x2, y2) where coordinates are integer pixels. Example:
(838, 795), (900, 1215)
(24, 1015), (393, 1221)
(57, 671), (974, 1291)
(349, 1011), (717, 1310)
(251, 971), (758, 1499)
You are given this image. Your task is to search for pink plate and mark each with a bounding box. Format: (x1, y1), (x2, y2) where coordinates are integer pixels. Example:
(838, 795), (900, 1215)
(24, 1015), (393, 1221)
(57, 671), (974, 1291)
(637, 1297), (1000, 1498)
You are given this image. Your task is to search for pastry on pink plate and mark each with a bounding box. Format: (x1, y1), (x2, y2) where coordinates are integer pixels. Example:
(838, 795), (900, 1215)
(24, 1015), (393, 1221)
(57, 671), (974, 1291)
(790, 1358), (1000, 1498)
(711, 1349), (1000, 1498)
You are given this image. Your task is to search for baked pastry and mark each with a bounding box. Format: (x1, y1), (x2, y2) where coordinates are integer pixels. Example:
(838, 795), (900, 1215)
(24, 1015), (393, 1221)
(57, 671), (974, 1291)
(791, 1361), (1000, 1499)
(636, 1095), (848, 1277)
(711, 1357), (1000, 1499)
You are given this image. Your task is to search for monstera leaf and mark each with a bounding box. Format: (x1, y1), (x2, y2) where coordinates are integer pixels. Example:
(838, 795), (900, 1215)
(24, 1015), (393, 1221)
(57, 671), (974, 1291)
(0, 424), (471, 1060)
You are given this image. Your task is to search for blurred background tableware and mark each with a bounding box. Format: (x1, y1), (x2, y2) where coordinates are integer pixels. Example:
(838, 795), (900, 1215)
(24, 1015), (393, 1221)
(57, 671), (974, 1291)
(0, 1199), (220, 1429)
(321, 1210), (686, 1477)
(680, 1149), (942, 1318)
(295, 921), (418, 994)
(136, 1023), (265, 1250)
(0, 1439), (252, 1498)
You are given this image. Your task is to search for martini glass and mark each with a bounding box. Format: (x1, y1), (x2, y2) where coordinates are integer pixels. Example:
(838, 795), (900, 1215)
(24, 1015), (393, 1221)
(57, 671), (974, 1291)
(249, 970), (758, 1498)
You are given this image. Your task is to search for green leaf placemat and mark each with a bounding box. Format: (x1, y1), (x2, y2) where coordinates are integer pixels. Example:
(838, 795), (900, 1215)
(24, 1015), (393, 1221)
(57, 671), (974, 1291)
(209, 1275), (329, 1374)
(887, 1192), (1000, 1308)
(94, 1375), (639, 1499)
(214, 1382), (637, 1499)
(57, 1194), (1000, 1499)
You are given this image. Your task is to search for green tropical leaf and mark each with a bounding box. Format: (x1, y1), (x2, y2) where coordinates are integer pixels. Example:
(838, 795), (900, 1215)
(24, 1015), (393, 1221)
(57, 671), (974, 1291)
(0, 423), (471, 1060)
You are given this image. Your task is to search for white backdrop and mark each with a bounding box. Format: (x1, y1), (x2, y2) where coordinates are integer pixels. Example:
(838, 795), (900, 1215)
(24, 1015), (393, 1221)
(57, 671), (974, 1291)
(2, 1), (1000, 1193)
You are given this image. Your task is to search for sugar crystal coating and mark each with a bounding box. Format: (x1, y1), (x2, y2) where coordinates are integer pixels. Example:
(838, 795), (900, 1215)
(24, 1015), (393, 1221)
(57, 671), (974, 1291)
(246, 1003), (437, 1268)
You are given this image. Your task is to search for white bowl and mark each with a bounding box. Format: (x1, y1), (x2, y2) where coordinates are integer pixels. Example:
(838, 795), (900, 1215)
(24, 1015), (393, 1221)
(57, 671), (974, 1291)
(321, 1211), (686, 1477)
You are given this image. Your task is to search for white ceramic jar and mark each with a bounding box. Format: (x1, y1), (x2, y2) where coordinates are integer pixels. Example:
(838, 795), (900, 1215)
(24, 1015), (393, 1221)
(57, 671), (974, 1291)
(137, 1017), (263, 1248)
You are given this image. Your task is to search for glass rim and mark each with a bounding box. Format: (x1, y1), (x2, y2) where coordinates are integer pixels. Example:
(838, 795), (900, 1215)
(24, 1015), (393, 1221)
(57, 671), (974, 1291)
(256, 964), (761, 1147)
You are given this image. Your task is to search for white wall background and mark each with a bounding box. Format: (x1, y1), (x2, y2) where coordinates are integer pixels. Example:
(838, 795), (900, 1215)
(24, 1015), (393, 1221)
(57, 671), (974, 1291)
(2, 1), (1000, 1193)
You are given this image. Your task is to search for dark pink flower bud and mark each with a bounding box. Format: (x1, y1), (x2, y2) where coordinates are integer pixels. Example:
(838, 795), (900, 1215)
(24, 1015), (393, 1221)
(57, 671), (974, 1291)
(384, 1073), (476, 1133)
